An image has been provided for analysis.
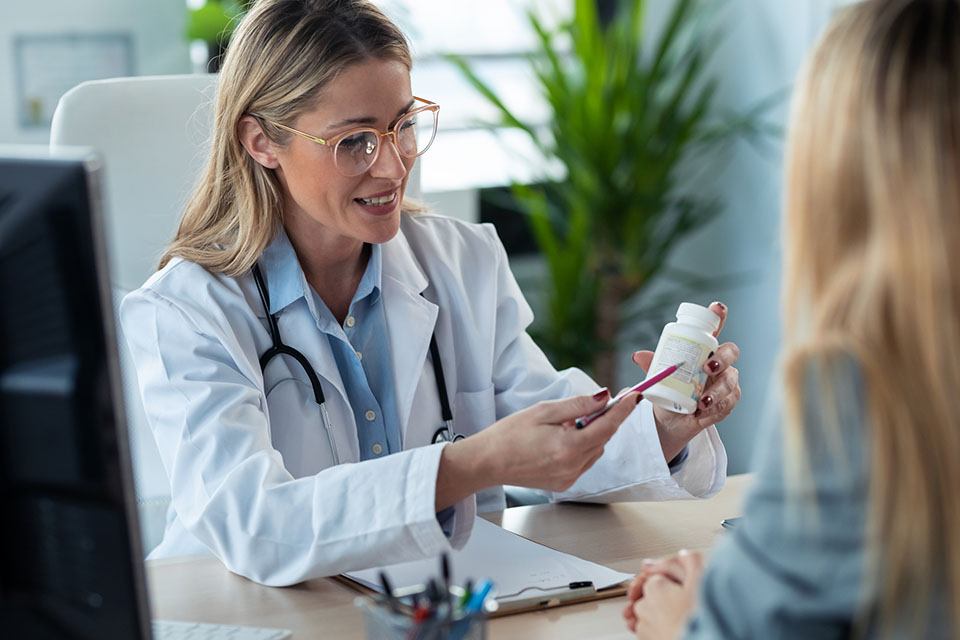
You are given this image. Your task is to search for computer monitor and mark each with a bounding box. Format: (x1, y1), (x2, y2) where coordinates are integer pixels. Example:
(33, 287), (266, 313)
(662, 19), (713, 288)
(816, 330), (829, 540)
(0, 148), (151, 639)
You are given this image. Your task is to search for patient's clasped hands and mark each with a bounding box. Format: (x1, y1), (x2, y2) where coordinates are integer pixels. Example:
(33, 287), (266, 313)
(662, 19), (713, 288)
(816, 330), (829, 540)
(624, 550), (705, 639)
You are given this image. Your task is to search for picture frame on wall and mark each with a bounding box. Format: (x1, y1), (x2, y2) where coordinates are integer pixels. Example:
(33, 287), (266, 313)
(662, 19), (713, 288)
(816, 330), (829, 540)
(15, 32), (134, 129)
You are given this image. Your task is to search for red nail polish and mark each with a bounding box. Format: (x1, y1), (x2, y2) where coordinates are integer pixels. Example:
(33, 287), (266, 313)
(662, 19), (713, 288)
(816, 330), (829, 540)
(694, 409), (702, 417)
(702, 395), (713, 408)
(709, 360), (720, 373)
(635, 394), (643, 405)
(593, 388), (609, 400)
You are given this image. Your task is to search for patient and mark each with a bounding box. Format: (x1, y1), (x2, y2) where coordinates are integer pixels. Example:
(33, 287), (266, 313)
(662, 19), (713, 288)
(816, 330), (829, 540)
(623, 0), (960, 637)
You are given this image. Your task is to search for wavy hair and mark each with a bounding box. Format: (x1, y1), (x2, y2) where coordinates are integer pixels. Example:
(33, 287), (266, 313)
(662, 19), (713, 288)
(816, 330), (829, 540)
(160, 0), (415, 276)
(781, 0), (960, 635)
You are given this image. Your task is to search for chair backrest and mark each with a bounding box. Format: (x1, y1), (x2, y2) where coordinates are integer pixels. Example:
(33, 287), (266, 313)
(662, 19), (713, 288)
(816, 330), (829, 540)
(51, 74), (219, 292)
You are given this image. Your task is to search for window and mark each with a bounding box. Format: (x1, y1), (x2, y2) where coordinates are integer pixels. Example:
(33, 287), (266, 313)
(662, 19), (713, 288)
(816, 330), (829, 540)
(380, 1), (571, 192)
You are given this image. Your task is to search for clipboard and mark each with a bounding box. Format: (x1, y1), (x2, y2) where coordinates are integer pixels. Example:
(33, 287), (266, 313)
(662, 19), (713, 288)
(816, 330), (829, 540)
(341, 519), (633, 616)
(490, 580), (628, 616)
(336, 576), (629, 617)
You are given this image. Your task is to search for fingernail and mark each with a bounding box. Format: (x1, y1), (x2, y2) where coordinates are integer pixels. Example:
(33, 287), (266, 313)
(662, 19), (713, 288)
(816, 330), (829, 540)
(593, 388), (609, 400)
(701, 395), (714, 408)
(634, 393), (643, 405)
(712, 301), (726, 311)
(708, 360), (721, 373)
(678, 548), (690, 556)
(694, 408), (702, 417)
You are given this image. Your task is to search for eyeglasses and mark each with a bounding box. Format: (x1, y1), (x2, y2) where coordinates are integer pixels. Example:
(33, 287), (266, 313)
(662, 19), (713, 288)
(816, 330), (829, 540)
(262, 96), (439, 177)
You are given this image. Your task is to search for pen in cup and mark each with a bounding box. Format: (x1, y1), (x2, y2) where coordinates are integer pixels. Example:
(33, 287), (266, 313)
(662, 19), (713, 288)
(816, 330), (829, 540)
(441, 553), (452, 621)
(464, 579), (494, 614)
(575, 363), (683, 429)
(379, 571), (399, 614)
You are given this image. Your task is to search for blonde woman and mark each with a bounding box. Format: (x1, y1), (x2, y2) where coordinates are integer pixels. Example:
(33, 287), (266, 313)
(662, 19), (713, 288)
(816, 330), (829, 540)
(624, 0), (959, 637)
(121, 0), (741, 586)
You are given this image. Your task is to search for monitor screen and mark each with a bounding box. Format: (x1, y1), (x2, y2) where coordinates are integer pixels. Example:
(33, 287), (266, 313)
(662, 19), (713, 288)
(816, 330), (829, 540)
(0, 148), (151, 639)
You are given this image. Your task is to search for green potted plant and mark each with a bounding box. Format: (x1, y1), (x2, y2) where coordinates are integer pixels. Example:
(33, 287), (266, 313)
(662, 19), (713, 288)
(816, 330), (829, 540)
(450, 0), (773, 387)
(186, 1), (252, 72)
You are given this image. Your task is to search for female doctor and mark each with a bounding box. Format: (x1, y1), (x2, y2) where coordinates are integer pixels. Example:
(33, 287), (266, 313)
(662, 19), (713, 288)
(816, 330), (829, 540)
(121, 0), (741, 587)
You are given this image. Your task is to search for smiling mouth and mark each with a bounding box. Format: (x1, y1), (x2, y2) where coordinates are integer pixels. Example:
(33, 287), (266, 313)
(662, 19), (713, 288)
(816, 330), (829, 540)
(355, 192), (398, 206)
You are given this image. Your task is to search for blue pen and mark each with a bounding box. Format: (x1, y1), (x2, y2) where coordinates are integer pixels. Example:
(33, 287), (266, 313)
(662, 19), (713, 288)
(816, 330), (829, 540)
(447, 578), (494, 640)
(464, 578), (494, 613)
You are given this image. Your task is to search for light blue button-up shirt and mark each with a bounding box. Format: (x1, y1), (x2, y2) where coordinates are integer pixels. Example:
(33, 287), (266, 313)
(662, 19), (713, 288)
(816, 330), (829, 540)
(262, 230), (400, 461)
(315, 245), (401, 461)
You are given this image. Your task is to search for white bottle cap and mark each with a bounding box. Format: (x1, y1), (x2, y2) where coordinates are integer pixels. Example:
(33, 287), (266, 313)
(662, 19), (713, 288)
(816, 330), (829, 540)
(677, 302), (721, 333)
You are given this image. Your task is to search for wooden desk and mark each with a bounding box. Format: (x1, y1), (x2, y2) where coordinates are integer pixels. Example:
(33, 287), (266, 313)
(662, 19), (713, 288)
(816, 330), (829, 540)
(147, 474), (751, 639)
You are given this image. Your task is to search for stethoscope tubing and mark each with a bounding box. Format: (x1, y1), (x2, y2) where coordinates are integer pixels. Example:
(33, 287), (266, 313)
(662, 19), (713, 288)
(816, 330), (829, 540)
(251, 261), (461, 465)
(253, 262), (341, 464)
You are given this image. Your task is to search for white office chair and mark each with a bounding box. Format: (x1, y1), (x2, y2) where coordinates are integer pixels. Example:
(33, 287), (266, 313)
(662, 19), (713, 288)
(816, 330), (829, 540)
(49, 74), (424, 553)
(51, 75), (219, 554)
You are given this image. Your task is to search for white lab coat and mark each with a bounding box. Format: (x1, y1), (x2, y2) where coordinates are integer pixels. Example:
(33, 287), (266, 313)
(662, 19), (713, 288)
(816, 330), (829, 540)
(121, 213), (726, 586)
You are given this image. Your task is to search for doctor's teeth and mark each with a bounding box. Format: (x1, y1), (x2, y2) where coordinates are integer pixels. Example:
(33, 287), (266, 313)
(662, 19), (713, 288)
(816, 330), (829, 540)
(357, 193), (396, 206)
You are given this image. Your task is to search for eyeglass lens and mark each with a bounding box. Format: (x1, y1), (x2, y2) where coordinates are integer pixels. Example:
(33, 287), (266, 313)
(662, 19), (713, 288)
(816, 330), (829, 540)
(335, 108), (437, 176)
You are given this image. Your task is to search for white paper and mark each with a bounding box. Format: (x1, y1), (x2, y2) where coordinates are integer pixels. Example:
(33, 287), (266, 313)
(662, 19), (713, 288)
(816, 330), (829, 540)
(343, 519), (633, 604)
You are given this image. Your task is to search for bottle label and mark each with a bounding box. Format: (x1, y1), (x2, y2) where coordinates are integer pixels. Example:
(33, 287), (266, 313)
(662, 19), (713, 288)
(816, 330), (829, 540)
(650, 334), (710, 403)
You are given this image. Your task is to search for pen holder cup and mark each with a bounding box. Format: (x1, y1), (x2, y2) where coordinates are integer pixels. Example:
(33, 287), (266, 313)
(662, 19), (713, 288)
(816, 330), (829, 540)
(355, 592), (489, 640)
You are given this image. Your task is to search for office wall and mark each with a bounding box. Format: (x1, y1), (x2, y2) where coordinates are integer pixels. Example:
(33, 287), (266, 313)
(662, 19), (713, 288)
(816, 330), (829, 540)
(0, 0), (190, 145)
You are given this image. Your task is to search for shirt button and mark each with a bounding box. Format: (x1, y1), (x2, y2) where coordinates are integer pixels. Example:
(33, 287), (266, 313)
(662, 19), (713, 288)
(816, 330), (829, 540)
(372, 443), (383, 455)
(356, 350), (363, 361)
(365, 410), (376, 421)
(346, 316), (355, 327)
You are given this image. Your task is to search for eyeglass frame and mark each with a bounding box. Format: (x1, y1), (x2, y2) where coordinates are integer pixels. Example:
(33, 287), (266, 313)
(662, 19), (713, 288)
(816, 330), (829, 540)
(259, 96), (440, 177)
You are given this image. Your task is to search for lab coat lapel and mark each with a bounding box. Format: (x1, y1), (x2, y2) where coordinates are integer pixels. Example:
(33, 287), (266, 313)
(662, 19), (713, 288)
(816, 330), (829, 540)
(381, 228), (437, 441)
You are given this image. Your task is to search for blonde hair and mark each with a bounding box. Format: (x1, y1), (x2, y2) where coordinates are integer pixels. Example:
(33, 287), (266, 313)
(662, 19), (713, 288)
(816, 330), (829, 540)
(782, 0), (960, 635)
(160, 0), (415, 276)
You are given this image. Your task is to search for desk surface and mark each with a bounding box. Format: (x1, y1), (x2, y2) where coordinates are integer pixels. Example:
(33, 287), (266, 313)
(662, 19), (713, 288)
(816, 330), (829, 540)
(147, 474), (751, 639)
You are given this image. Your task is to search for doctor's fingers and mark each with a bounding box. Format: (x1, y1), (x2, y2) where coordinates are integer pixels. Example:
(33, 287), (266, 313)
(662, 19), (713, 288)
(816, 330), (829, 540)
(696, 366), (740, 424)
(573, 392), (642, 446)
(533, 390), (612, 425)
(702, 341), (740, 376)
(707, 301), (728, 337)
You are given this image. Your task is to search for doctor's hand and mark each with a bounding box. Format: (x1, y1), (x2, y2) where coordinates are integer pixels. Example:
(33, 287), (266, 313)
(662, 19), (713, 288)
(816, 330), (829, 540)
(435, 390), (641, 511)
(635, 301), (741, 463)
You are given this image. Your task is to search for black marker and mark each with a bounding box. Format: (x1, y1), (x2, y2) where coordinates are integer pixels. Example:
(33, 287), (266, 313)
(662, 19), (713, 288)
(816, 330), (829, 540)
(441, 553), (452, 615)
(379, 571), (399, 614)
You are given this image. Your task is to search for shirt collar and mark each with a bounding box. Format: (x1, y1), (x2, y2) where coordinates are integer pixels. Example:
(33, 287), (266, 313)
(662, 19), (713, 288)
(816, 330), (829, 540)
(356, 243), (383, 304)
(259, 226), (306, 315)
(258, 226), (384, 316)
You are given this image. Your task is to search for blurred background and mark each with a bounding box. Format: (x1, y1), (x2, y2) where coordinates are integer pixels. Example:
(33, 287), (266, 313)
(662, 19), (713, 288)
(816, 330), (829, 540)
(0, 0), (853, 491)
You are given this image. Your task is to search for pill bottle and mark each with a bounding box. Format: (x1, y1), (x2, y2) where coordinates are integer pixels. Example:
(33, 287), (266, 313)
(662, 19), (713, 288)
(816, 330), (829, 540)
(642, 303), (720, 414)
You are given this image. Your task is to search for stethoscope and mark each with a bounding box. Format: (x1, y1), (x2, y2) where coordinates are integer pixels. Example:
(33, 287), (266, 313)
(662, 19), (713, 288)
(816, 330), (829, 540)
(251, 262), (463, 466)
